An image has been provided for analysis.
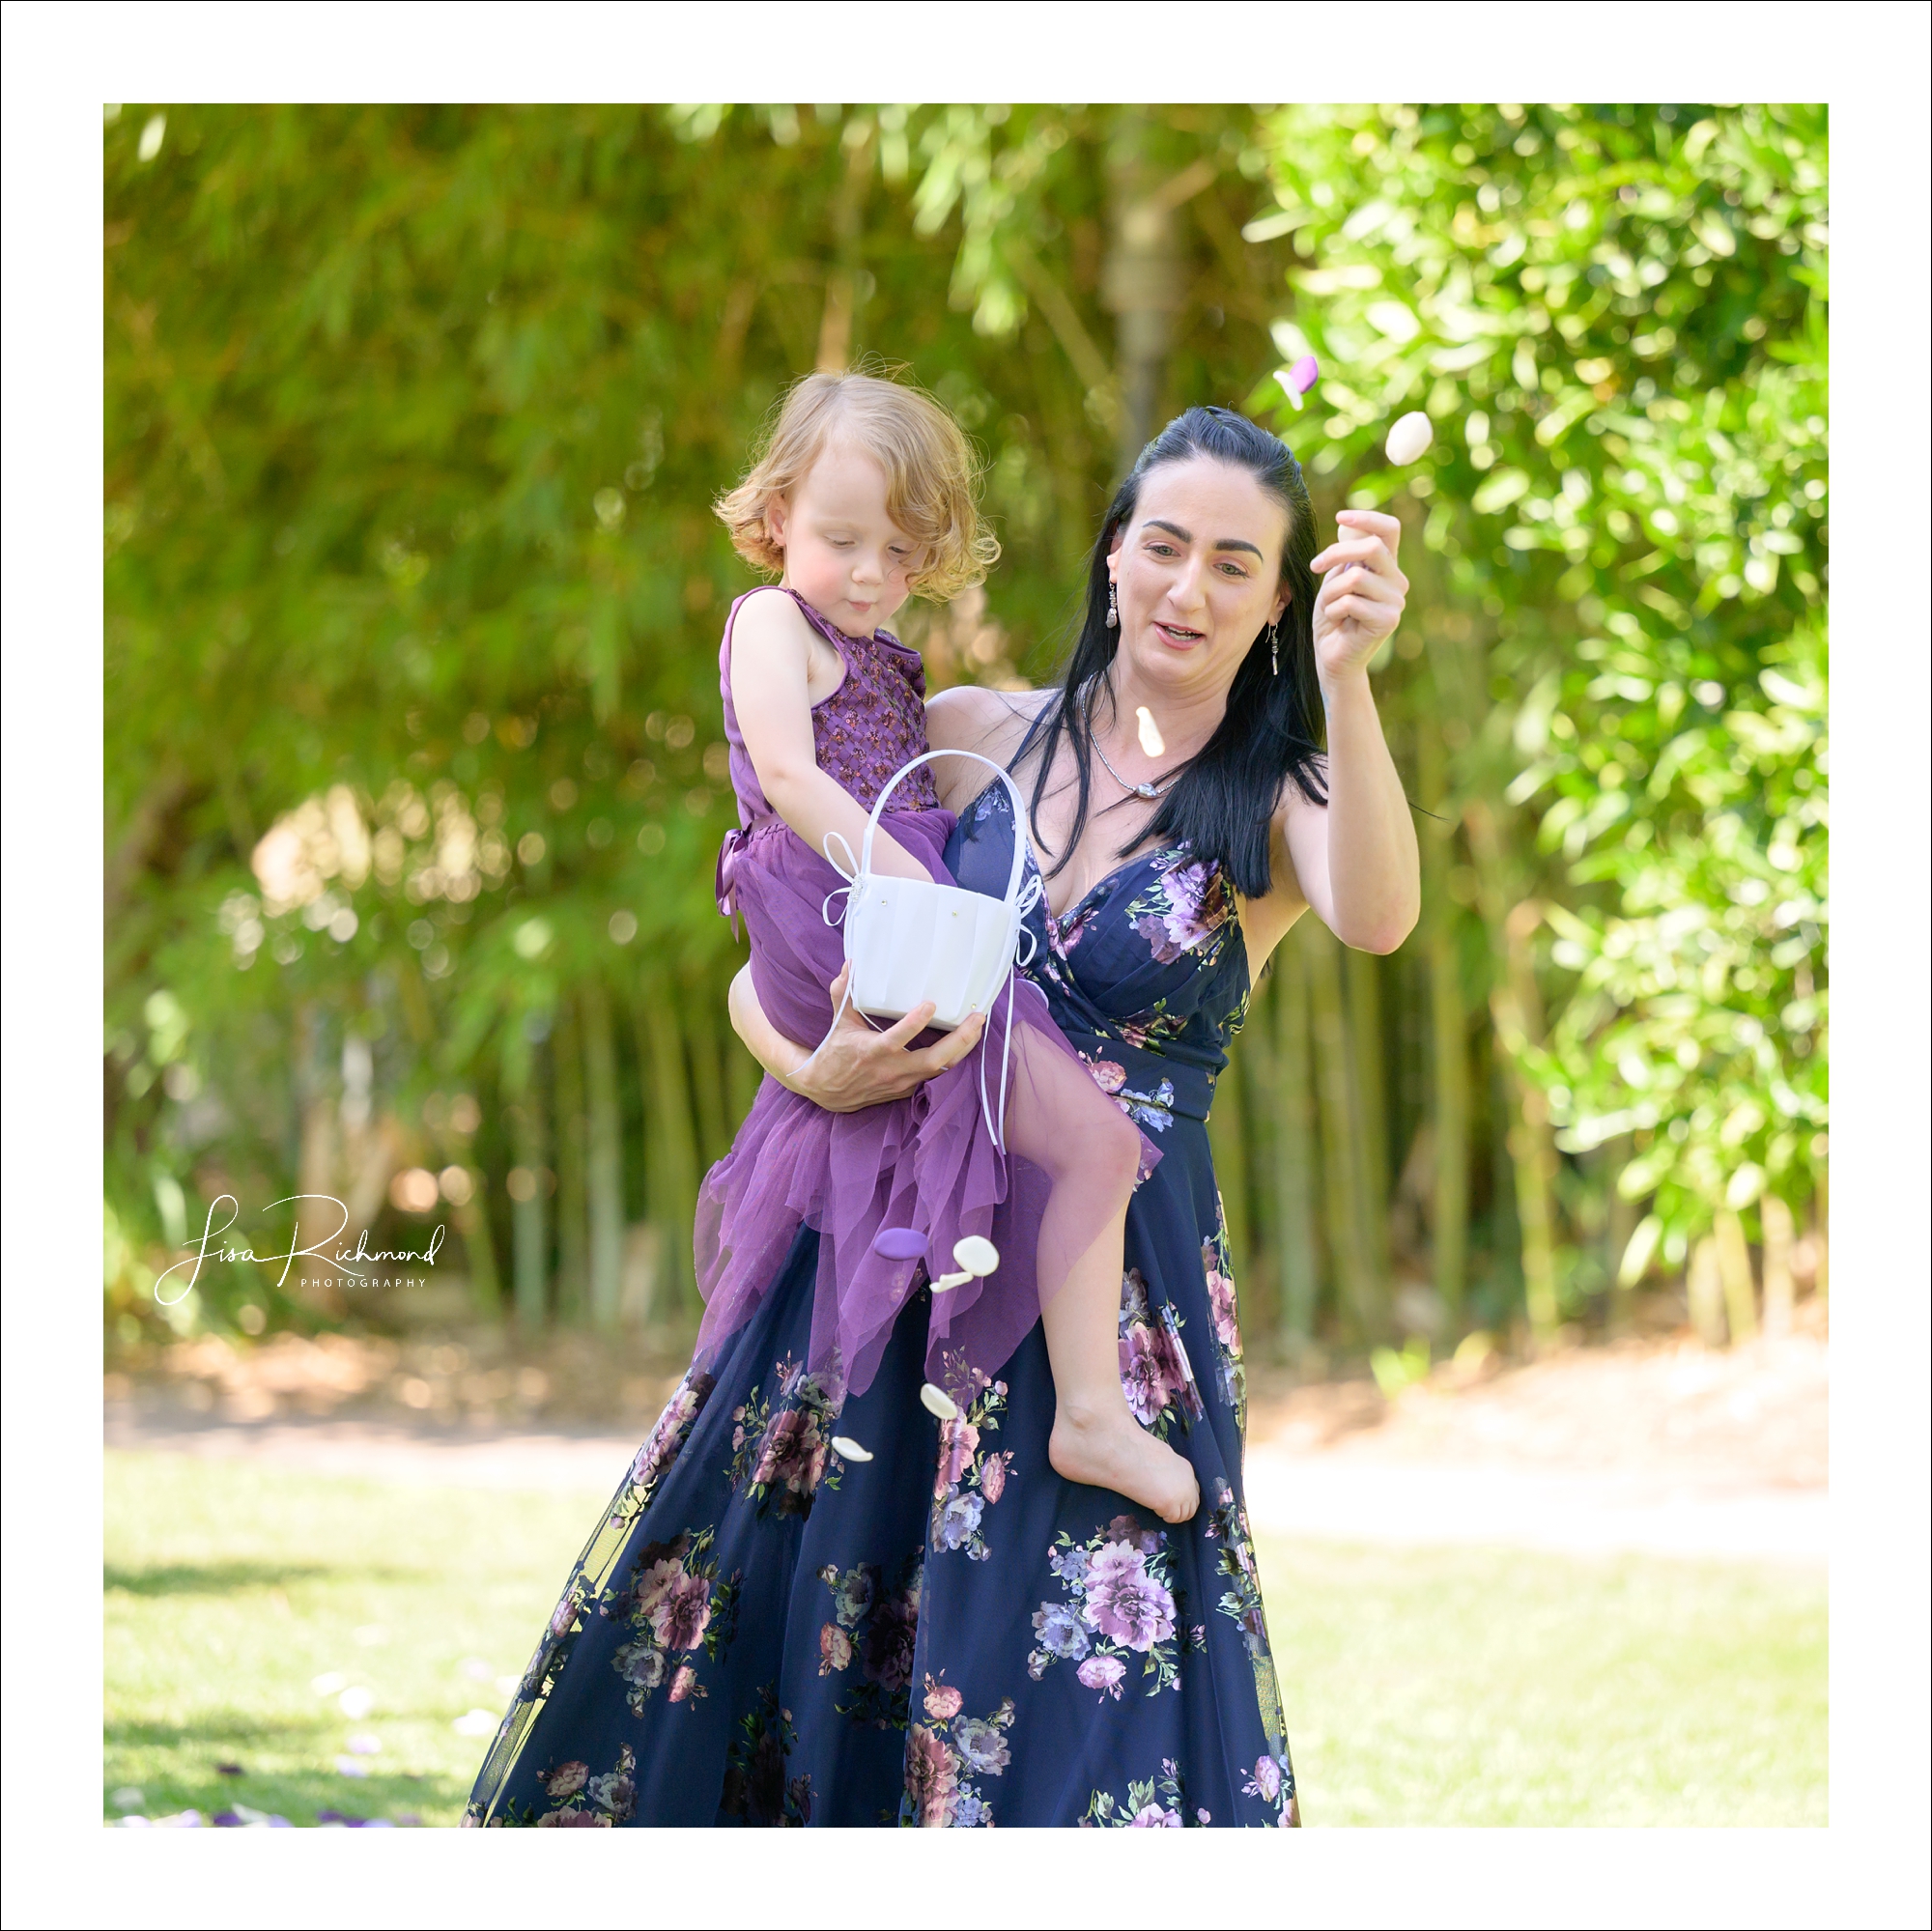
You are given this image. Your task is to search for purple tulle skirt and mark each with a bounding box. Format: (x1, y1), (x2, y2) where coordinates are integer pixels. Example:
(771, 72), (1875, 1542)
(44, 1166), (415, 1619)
(695, 808), (1159, 1402)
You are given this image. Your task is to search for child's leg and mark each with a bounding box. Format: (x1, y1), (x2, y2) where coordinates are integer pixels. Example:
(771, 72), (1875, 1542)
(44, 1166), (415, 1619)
(998, 1034), (1200, 1524)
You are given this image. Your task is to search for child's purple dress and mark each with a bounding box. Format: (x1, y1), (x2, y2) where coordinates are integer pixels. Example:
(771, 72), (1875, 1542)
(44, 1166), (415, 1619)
(697, 587), (1156, 1401)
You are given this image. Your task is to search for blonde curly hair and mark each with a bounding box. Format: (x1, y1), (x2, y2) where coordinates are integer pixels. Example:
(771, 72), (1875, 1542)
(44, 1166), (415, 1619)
(715, 370), (999, 602)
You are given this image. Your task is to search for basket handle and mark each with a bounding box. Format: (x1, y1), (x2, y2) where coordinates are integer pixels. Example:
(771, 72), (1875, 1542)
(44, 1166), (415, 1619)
(858, 749), (1029, 909)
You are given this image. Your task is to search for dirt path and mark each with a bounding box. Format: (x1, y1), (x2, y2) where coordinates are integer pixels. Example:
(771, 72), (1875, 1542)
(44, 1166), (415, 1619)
(107, 1319), (1826, 1565)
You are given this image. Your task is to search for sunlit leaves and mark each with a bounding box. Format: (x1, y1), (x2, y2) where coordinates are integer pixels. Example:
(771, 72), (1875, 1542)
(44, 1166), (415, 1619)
(1247, 103), (1828, 1254)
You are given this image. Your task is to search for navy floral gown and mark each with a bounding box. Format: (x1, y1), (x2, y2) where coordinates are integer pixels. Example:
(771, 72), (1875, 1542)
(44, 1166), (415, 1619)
(466, 781), (1299, 1828)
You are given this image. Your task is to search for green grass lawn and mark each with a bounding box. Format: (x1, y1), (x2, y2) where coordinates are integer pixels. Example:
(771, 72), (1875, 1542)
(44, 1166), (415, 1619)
(104, 1450), (1826, 1828)
(1265, 1540), (1826, 1826)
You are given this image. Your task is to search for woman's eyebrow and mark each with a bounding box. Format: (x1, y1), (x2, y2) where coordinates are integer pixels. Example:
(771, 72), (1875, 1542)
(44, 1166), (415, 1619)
(1145, 516), (1263, 559)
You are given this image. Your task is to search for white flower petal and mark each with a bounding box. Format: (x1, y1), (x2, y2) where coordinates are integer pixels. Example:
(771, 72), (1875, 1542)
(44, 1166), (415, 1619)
(952, 1235), (1000, 1277)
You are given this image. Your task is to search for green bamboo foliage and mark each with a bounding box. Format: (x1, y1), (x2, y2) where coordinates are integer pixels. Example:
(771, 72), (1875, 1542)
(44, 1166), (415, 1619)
(451, 1178), (502, 1320)
(1298, 921), (1380, 1342)
(505, 1031), (550, 1329)
(581, 979), (626, 1330)
(1268, 947), (1322, 1345)
(552, 998), (589, 1325)
(682, 982), (730, 1171)
(1346, 947), (1394, 1303)
(101, 105), (1824, 1358)
(1417, 707), (1471, 1323)
(635, 983), (702, 1314)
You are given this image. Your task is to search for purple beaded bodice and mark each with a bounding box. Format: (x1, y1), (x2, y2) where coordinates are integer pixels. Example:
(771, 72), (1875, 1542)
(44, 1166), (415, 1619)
(719, 587), (941, 830)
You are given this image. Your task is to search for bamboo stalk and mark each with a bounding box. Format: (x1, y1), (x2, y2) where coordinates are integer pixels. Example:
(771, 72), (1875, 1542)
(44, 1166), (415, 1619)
(724, 984), (762, 1134)
(1416, 715), (1470, 1323)
(1498, 1051), (1561, 1343)
(1346, 945), (1394, 1304)
(295, 1004), (334, 1196)
(683, 979), (729, 1170)
(552, 995), (589, 1324)
(1714, 1207), (1758, 1346)
(1463, 796), (1563, 1346)
(1207, 1025), (1254, 1320)
(451, 1176), (502, 1320)
(1304, 920), (1383, 1342)
(635, 983), (701, 1313)
(816, 116), (875, 373)
(580, 977), (625, 1331)
(506, 1040), (550, 1329)
(1605, 1136), (1637, 1333)
(1812, 1153), (1829, 1305)
(1271, 937), (1322, 1344)
(1688, 1234), (1726, 1347)
(1231, 970), (1280, 1345)
(290, 1004), (345, 1316)
(1760, 1193), (1795, 1340)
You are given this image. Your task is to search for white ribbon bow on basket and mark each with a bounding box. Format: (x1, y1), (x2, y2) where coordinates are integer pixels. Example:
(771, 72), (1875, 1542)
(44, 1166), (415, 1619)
(805, 750), (1041, 1152)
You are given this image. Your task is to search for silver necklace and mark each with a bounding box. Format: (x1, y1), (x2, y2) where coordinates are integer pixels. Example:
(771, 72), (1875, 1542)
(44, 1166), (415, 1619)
(1085, 698), (1177, 802)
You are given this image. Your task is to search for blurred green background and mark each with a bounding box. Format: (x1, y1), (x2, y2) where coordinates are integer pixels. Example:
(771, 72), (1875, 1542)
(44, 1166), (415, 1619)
(103, 101), (1828, 1369)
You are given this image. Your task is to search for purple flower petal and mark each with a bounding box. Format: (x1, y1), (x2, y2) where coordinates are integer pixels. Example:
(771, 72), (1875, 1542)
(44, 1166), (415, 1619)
(871, 1226), (927, 1262)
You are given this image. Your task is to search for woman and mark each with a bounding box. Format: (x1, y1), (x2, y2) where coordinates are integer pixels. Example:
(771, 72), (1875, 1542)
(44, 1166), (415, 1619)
(466, 407), (1416, 1828)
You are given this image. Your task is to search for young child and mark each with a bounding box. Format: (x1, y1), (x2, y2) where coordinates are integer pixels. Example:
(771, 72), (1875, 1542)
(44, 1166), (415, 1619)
(696, 370), (1200, 1525)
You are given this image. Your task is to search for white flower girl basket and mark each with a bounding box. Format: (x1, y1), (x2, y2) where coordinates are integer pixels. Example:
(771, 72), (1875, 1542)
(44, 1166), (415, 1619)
(811, 749), (1042, 1149)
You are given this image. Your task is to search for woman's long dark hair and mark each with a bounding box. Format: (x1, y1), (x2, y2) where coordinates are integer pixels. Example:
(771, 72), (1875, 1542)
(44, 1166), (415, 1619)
(1013, 405), (1326, 901)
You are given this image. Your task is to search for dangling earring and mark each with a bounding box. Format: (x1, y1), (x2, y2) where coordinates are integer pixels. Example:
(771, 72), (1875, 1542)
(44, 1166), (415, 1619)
(1105, 582), (1119, 630)
(1267, 620), (1280, 675)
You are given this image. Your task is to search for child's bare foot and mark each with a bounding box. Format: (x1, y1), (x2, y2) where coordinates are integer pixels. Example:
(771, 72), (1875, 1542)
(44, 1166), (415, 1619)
(1049, 1406), (1200, 1524)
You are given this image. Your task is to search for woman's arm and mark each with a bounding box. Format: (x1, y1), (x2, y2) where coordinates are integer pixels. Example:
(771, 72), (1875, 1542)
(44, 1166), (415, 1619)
(730, 588), (930, 881)
(1244, 509), (1421, 966)
(727, 961), (986, 1113)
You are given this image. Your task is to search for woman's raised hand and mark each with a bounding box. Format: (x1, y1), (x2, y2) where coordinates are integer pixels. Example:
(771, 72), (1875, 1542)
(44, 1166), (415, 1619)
(1309, 508), (1409, 689)
(778, 964), (986, 1114)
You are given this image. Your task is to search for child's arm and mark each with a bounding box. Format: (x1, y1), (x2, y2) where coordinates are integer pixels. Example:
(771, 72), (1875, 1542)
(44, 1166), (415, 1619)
(729, 588), (930, 881)
(728, 961), (984, 1111)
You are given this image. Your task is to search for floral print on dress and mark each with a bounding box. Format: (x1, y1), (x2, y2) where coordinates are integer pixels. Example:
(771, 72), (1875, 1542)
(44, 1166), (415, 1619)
(1203, 1478), (1299, 1825)
(900, 1678), (1014, 1828)
(1206, 1482), (1270, 1663)
(510, 1574), (593, 1711)
(724, 1354), (846, 1520)
(1242, 1749), (1298, 1826)
(1118, 1268), (1205, 1437)
(1126, 849), (1238, 969)
(815, 1553), (921, 1730)
(1027, 1514), (1193, 1697)
(610, 1368), (715, 1531)
(1083, 1050), (1179, 1133)
(928, 1351), (1013, 1562)
(599, 1526), (741, 1716)
(719, 1685), (812, 1827)
(466, 787), (1301, 1830)
(494, 1741), (639, 1827)
(1078, 1758), (1208, 1828)
(1202, 1205), (1247, 1429)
